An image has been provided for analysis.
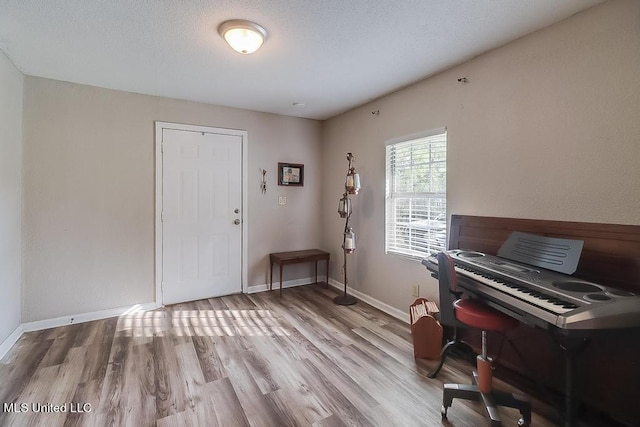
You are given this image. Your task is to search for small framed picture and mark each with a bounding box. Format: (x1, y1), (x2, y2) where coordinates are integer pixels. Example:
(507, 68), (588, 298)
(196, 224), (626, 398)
(277, 162), (304, 186)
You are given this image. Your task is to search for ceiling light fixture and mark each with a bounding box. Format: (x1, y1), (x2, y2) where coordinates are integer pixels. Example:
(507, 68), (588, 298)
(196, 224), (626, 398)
(218, 19), (267, 54)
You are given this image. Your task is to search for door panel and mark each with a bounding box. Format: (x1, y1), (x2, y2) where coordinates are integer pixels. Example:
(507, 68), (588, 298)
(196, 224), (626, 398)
(161, 129), (242, 305)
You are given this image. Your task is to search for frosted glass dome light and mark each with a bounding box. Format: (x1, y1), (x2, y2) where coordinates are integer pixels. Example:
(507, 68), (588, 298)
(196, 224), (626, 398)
(218, 20), (267, 54)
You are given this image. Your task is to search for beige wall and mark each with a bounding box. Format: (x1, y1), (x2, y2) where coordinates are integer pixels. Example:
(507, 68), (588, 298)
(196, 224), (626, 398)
(321, 0), (640, 312)
(0, 49), (24, 342)
(22, 78), (322, 322)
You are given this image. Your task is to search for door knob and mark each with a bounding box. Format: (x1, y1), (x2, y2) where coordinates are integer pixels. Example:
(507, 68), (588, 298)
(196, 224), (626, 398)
(233, 219), (240, 225)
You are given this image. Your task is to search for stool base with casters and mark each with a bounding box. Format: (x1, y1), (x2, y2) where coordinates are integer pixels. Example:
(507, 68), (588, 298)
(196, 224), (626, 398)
(441, 370), (531, 426)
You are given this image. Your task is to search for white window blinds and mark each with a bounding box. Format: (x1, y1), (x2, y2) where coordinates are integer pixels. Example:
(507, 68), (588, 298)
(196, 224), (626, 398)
(385, 130), (447, 258)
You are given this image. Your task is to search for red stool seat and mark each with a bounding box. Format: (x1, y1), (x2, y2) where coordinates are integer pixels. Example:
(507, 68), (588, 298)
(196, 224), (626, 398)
(453, 298), (519, 332)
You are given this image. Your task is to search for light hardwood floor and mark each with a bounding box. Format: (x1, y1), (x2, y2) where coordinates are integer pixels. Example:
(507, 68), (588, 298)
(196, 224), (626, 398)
(1, 285), (558, 426)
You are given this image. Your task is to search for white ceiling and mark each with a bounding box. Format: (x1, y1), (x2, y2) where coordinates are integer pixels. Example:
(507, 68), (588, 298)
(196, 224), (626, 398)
(0, 0), (604, 120)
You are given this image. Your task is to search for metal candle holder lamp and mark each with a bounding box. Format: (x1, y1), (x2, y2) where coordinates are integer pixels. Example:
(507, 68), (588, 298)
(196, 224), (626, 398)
(335, 153), (361, 305)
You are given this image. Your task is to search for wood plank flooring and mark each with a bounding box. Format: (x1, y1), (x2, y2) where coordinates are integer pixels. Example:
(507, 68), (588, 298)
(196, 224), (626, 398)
(1, 285), (559, 426)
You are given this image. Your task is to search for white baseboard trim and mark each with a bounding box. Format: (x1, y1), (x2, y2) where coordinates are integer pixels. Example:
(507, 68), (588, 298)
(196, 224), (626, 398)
(328, 279), (410, 324)
(21, 301), (160, 333)
(247, 276), (316, 294)
(0, 325), (24, 361)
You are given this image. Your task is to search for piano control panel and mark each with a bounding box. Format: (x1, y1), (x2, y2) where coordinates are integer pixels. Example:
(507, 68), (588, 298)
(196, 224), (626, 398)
(423, 250), (640, 330)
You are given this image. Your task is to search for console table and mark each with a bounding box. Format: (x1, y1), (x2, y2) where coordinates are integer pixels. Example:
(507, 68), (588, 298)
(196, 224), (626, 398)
(269, 249), (330, 297)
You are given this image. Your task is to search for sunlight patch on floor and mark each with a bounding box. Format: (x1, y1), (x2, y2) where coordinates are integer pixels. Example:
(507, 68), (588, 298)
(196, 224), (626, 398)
(118, 308), (290, 338)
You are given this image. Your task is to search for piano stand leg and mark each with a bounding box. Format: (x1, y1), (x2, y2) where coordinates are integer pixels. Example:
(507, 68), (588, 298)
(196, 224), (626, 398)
(558, 337), (589, 427)
(428, 339), (456, 378)
(428, 336), (475, 378)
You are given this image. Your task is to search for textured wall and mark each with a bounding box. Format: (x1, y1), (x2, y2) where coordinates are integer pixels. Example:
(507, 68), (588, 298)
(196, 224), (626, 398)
(22, 79), (322, 322)
(321, 0), (640, 312)
(0, 49), (23, 343)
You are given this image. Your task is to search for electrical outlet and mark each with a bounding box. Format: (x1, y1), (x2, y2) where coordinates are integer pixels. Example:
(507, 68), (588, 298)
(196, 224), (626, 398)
(412, 284), (420, 298)
(278, 196), (287, 205)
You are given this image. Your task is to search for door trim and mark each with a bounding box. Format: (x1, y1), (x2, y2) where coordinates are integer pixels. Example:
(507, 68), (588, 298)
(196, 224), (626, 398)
(154, 121), (248, 306)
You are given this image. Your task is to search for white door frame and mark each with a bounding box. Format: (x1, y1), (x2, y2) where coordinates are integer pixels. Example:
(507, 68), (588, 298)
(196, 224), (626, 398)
(154, 121), (248, 306)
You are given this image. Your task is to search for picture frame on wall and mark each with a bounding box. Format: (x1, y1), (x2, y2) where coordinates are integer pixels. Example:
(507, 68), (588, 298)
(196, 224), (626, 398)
(277, 162), (304, 186)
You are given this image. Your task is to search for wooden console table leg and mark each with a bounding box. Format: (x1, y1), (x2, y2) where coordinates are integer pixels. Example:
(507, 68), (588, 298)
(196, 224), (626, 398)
(279, 264), (284, 297)
(315, 261), (318, 284)
(270, 261), (273, 291)
(325, 257), (330, 287)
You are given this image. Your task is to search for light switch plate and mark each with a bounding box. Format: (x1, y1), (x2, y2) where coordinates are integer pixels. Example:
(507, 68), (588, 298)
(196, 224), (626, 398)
(278, 196), (287, 205)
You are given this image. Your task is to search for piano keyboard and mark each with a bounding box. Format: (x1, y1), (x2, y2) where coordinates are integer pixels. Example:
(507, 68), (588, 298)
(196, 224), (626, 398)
(423, 250), (640, 330)
(454, 264), (576, 314)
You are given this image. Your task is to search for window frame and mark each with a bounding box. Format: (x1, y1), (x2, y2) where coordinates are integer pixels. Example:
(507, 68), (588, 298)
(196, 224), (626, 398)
(385, 128), (447, 260)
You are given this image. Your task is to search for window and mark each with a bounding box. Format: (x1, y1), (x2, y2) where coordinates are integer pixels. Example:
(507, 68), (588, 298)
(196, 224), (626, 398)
(385, 129), (447, 258)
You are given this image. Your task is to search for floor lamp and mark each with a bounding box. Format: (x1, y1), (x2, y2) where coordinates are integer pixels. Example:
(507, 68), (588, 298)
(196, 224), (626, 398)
(334, 153), (361, 306)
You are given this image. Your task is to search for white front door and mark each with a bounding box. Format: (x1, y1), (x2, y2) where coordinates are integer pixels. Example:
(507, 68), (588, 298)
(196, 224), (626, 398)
(160, 127), (243, 305)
